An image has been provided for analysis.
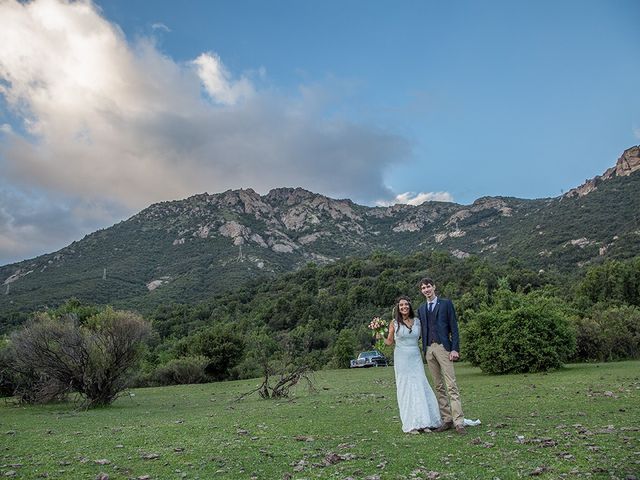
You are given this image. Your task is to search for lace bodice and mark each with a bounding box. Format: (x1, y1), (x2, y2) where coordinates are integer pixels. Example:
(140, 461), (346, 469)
(394, 317), (421, 348)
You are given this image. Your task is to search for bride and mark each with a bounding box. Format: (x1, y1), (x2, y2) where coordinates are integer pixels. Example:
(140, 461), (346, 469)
(380, 296), (442, 433)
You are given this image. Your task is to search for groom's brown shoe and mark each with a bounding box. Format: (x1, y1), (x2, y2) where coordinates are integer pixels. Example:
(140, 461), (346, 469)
(455, 425), (467, 435)
(434, 422), (453, 433)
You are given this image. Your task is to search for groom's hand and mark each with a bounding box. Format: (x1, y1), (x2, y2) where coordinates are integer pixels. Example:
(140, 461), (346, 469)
(449, 350), (460, 361)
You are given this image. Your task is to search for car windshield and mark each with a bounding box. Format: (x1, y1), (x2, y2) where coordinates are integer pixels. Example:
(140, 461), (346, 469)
(359, 351), (379, 358)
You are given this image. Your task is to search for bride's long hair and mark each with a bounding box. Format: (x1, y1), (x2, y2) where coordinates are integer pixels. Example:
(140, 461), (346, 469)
(394, 295), (415, 333)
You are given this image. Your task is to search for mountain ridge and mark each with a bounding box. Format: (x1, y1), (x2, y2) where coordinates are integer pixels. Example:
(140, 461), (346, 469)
(1, 146), (639, 316)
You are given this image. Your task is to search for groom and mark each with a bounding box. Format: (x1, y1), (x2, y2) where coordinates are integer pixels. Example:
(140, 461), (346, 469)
(418, 277), (466, 435)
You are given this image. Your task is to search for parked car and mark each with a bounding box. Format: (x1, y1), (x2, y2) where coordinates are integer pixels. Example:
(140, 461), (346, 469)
(350, 350), (388, 368)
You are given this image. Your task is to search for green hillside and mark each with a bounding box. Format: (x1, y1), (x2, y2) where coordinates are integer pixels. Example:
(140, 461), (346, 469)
(1, 152), (639, 321)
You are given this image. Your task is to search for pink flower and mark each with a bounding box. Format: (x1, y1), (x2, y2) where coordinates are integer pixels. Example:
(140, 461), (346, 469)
(369, 317), (388, 350)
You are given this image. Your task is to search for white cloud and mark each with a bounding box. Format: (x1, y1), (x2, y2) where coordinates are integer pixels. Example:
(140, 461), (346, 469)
(633, 126), (640, 140)
(0, 0), (412, 264)
(193, 52), (254, 105)
(376, 191), (454, 207)
(151, 22), (170, 32)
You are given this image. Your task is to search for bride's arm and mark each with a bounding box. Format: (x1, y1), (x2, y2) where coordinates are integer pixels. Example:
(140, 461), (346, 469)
(384, 321), (395, 346)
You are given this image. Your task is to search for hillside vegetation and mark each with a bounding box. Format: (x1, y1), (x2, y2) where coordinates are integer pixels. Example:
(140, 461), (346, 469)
(2, 247), (639, 392)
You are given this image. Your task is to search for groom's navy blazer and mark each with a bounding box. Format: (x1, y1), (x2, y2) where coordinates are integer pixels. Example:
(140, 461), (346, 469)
(418, 298), (460, 354)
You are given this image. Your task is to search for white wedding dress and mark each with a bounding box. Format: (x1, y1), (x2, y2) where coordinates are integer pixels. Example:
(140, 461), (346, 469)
(393, 318), (442, 432)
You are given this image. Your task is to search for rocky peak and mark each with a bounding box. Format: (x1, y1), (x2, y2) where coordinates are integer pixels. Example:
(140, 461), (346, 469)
(606, 145), (640, 178)
(564, 146), (640, 198)
(443, 196), (513, 228)
(470, 197), (513, 215)
(235, 189), (273, 216)
(265, 187), (317, 205)
(263, 187), (361, 223)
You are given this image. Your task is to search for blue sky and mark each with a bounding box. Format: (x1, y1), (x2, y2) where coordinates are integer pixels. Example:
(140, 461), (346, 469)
(0, 0), (639, 265)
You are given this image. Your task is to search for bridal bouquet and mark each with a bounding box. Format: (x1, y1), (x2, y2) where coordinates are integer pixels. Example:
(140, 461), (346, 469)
(369, 317), (388, 351)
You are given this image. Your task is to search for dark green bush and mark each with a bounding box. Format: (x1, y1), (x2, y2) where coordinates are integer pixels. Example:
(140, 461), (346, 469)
(153, 356), (209, 386)
(189, 325), (245, 380)
(0, 340), (17, 398)
(464, 289), (575, 374)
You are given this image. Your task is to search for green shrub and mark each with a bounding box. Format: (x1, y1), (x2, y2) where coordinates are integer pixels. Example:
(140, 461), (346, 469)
(465, 289), (575, 374)
(153, 356), (209, 386)
(571, 305), (640, 362)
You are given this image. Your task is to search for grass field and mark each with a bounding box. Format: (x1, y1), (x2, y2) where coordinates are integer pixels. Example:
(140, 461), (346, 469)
(1, 361), (638, 479)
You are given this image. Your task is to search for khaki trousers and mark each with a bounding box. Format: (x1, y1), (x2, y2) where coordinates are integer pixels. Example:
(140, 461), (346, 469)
(425, 343), (464, 426)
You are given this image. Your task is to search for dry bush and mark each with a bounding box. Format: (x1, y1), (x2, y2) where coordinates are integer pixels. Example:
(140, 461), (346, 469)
(258, 365), (316, 399)
(9, 308), (151, 407)
(238, 363), (316, 400)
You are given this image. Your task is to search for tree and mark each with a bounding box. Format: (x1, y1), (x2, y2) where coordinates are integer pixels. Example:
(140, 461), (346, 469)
(571, 305), (640, 362)
(575, 258), (640, 309)
(331, 328), (357, 369)
(9, 308), (151, 407)
(0, 337), (18, 398)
